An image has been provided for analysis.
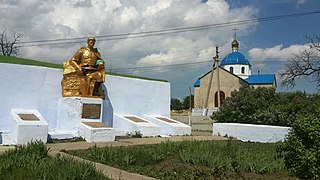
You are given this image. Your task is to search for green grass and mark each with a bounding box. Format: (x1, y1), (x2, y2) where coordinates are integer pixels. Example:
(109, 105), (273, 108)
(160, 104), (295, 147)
(0, 55), (62, 68)
(0, 141), (108, 179)
(68, 140), (295, 179)
(0, 55), (168, 82)
(107, 71), (168, 82)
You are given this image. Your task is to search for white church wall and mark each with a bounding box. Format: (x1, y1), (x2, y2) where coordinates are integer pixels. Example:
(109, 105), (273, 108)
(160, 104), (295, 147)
(222, 64), (250, 79)
(0, 63), (170, 133)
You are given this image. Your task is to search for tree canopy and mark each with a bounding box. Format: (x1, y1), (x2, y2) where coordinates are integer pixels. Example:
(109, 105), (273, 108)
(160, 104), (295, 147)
(212, 86), (320, 127)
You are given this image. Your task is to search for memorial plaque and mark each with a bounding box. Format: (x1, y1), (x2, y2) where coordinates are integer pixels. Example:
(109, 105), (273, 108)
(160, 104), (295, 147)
(124, 116), (147, 123)
(82, 122), (110, 128)
(82, 104), (101, 119)
(156, 117), (177, 123)
(18, 114), (40, 121)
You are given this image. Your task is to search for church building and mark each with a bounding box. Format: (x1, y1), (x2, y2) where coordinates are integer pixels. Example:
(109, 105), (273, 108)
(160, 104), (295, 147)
(193, 36), (276, 114)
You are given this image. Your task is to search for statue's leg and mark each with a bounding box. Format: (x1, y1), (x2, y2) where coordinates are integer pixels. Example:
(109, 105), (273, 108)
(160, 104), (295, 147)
(93, 82), (102, 96)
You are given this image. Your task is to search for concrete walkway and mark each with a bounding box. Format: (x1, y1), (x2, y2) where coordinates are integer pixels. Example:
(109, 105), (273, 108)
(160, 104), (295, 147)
(1, 134), (227, 180)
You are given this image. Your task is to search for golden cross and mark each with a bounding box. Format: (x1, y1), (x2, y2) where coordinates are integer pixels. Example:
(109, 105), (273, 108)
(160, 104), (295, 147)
(232, 27), (238, 39)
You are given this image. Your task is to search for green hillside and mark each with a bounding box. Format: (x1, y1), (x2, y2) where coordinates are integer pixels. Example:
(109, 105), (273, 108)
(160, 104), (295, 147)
(0, 55), (167, 82)
(0, 55), (63, 69)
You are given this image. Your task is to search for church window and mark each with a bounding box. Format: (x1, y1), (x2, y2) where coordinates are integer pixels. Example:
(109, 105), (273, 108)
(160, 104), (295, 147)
(241, 67), (245, 74)
(229, 67), (234, 74)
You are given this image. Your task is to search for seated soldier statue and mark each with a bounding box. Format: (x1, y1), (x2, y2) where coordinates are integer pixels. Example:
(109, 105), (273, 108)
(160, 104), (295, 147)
(61, 37), (105, 98)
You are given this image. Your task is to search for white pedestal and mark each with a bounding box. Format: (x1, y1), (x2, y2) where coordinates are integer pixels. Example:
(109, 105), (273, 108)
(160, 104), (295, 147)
(56, 97), (103, 132)
(79, 122), (115, 142)
(113, 114), (161, 137)
(144, 115), (191, 136)
(56, 97), (115, 142)
(10, 109), (48, 145)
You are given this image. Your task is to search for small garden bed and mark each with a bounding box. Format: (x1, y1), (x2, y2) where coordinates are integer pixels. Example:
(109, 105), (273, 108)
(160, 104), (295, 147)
(67, 140), (297, 179)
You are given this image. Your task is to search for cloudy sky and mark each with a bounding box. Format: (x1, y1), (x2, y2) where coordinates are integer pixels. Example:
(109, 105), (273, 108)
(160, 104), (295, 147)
(1, 0), (320, 98)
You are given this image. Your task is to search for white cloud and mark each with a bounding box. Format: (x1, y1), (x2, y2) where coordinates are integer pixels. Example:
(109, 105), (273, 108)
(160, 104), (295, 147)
(0, 0), (260, 97)
(144, 0), (172, 17)
(0, 0), (259, 63)
(248, 44), (310, 62)
(297, 0), (307, 6)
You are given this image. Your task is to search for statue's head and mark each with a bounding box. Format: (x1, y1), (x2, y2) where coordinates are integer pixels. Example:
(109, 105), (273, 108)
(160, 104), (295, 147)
(87, 37), (96, 48)
(87, 37), (96, 43)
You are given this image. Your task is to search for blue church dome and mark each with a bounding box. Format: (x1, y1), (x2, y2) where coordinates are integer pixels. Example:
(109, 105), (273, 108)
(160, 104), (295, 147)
(220, 52), (251, 66)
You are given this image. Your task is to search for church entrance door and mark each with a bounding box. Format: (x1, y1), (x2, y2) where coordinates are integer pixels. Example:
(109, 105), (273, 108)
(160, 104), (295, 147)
(214, 91), (225, 107)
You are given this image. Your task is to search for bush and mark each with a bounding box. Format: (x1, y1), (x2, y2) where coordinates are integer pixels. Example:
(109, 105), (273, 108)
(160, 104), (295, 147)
(277, 110), (320, 179)
(212, 86), (320, 127)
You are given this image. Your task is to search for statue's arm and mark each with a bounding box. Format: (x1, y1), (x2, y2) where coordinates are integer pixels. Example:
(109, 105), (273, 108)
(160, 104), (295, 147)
(69, 49), (83, 74)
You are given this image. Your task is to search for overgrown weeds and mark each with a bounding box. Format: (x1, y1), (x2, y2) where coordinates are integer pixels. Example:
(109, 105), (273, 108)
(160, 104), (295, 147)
(0, 141), (108, 179)
(68, 140), (293, 179)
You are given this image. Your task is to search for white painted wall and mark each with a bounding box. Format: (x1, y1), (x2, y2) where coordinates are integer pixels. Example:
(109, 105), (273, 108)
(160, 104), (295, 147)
(213, 123), (290, 143)
(222, 64), (251, 79)
(106, 75), (170, 117)
(0, 63), (170, 134)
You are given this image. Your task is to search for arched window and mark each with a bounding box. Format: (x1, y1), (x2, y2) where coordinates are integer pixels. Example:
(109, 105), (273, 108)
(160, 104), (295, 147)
(215, 91), (225, 107)
(229, 67), (234, 74)
(241, 67), (245, 74)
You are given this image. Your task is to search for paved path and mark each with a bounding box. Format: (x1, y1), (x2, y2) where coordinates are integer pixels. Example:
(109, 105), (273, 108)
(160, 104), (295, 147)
(1, 135), (227, 180)
(47, 134), (225, 151)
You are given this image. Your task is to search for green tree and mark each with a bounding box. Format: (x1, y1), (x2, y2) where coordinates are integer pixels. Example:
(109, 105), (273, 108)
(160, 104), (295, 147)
(278, 110), (320, 179)
(181, 95), (194, 110)
(212, 86), (319, 126)
(171, 98), (182, 111)
(212, 86), (277, 125)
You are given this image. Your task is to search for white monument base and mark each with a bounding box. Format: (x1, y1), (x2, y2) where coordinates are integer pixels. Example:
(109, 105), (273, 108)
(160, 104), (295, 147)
(144, 115), (191, 136)
(10, 109), (48, 145)
(113, 114), (161, 137)
(213, 123), (290, 143)
(0, 130), (13, 145)
(79, 122), (115, 142)
(57, 97), (103, 133)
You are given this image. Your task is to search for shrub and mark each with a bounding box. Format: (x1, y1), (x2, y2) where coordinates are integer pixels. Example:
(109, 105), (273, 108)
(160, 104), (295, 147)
(212, 86), (320, 127)
(277, 110), (320, 179)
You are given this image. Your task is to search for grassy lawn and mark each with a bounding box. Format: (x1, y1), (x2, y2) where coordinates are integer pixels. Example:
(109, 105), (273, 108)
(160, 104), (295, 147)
(0, 142), (108, 179)
(67, 140), (296, 179)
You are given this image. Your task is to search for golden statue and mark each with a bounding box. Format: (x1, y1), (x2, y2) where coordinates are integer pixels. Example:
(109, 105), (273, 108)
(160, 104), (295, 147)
(62, 37), (105, 99)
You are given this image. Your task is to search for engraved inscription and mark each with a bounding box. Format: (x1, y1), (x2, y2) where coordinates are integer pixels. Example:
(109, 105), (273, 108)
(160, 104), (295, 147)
(124, 116), (147, 123)
(82, 104), (101, 119)
(156, 117), (177, 123)
(18, 114), (40, 121)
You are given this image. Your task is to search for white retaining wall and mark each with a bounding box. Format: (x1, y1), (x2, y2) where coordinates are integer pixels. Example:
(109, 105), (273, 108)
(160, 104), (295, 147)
(0, 63), (170, 135)
(213, 123), (290, 143)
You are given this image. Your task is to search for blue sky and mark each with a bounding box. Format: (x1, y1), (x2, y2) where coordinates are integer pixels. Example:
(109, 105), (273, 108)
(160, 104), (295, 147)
(1, 0), (319, 98)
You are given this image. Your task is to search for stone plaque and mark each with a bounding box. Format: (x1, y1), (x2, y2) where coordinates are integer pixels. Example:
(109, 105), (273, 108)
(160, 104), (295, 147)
(82, 104), (101, 119)
(124, 116), (147, 123)
(18, 114), (40, 121)
(156, 117), (177, 123)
